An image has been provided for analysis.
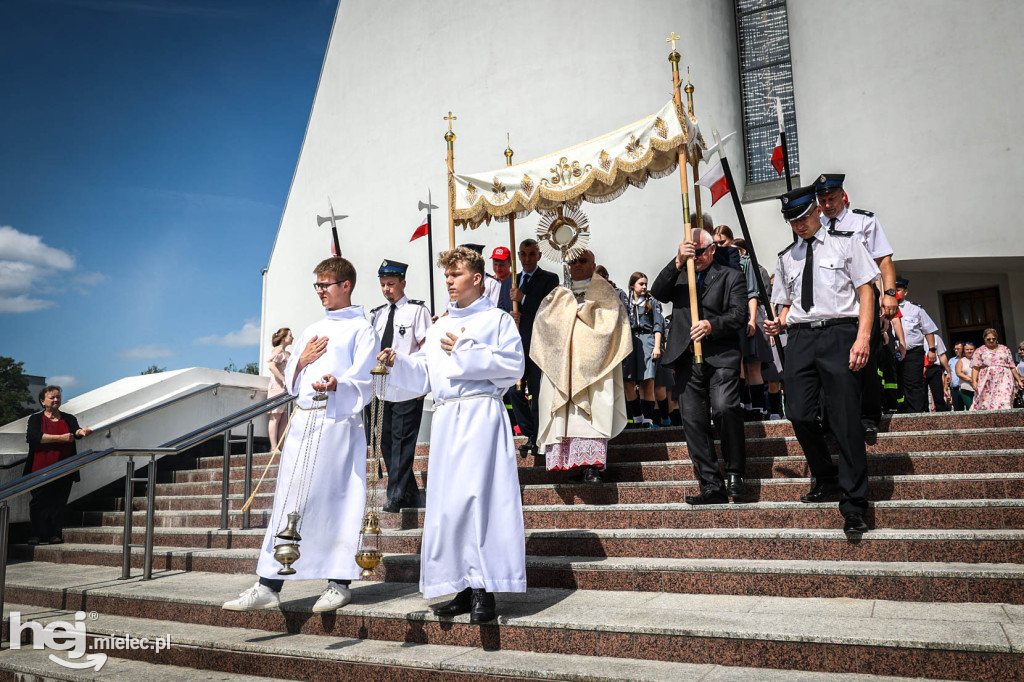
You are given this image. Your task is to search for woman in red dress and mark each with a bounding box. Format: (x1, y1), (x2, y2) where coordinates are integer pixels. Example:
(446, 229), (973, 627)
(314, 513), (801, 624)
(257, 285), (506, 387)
(24, 385), (92, 544)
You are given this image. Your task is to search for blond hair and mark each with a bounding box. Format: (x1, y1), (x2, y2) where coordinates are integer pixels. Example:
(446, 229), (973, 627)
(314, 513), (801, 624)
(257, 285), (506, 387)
(437, 247), (484, 276)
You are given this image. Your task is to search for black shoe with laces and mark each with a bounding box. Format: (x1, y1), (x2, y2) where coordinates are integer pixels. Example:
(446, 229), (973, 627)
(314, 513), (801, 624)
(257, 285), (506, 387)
(432, 587), (472, 617)
(469, 589), (496, 623)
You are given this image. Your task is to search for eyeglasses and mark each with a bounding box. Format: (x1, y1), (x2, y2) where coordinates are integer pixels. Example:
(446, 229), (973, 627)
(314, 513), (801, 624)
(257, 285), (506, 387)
(313, 280), (343, 292)
(984, 337), (997, 342)
(569, 258), (590, 265)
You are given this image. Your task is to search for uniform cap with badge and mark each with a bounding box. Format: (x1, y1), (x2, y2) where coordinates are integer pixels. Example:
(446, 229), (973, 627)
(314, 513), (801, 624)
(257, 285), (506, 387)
(779, 185), (818, 222)
(378, 259), (408, 278)
(814, 173), (845, 195)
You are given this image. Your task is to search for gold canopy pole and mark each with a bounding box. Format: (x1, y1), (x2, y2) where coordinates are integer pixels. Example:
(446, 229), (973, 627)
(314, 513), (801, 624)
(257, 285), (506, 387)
(504, 134), (519, 315)
(667, 32), (702, 364)
(686, 72), (705, 236)
(444, 111), (457, 249)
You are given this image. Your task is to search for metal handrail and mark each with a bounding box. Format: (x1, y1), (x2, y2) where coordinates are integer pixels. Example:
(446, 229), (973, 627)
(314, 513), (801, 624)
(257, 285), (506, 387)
(0, 390), (295, 641)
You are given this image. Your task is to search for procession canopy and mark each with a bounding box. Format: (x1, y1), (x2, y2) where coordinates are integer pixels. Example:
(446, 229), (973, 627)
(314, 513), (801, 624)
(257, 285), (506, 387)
(454, 100), (693, 230)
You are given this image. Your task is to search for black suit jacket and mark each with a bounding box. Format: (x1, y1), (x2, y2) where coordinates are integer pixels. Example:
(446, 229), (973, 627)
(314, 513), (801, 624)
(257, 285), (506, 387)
(516, 266), (560, 355)
(24, 410), (83, 480)
(650, 259), (747, 369)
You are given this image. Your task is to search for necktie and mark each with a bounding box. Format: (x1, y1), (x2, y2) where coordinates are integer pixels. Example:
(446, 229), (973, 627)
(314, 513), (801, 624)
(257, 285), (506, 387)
(801, 238), (815, 311)
(520, 271), (531, 289)
(380, 304), (396, 350)
(828, 217), (836, 233)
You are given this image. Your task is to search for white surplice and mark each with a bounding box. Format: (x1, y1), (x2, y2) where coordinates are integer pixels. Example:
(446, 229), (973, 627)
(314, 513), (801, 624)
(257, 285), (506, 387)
(255, 305), (378, 582)
(388, 295), (527, 598)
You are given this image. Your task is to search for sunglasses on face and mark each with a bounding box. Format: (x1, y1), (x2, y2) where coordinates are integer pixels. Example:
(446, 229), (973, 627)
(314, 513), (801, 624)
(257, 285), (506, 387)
(694, 245), (711, 257)
(984, 337), (997, 342)
(569, 257), (590, 265)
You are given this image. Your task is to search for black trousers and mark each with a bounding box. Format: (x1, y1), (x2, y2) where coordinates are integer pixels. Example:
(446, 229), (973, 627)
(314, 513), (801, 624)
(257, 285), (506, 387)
(510, 358), (542, 445)
(900, 347), (927, 413)
(950, 382), (966, 411)
(784, 325), (868, 518)
(677, 355), (745, 492)
(859, 308), (883, 425)
(925, 364), (948, 411)
(29, 477), (74, 539)
(382, 398), (424, 505)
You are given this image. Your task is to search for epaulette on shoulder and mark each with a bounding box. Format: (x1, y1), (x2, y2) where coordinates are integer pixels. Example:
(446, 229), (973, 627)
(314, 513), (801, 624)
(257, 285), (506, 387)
(852, 208), (875, 217)
(409, 299), (427, 306)
(778, 243), (795, 257)
(830, 230), (855, 237)
(370, 303), (387, 314)
(486, 273), (498, 280)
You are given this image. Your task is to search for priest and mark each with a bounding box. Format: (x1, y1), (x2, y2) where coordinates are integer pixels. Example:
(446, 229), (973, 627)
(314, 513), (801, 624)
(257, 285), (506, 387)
(378, 246), (526, 624)
(533, 249), (632, 483)
(223, 256), (378, 613)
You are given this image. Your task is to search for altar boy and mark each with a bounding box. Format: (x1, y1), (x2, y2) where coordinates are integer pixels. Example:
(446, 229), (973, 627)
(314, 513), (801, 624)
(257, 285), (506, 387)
(223, 256), (378, 613)
(378, 246), (526, 623)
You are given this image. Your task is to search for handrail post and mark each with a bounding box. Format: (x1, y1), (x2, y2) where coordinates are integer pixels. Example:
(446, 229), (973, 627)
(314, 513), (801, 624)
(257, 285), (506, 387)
(242, 421), (254, 530)
(220, 431), (230, 531)
(143, 456), (157, 580)
(120, 457), (134, 579)
(0, 501), (10, 643)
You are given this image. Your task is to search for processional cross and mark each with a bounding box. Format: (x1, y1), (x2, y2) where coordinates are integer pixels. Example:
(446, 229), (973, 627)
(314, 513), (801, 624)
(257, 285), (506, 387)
(666, 32), (681, 52)
(444, 111), (457, 132)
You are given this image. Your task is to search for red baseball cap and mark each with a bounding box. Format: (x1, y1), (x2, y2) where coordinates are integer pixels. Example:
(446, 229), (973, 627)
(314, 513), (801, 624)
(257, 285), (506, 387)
(490, 246), (511, 260)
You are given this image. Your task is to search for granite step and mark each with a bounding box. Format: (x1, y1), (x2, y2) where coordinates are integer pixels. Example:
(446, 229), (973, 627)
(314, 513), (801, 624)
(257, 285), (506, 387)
(124, 472), (1024, 513)
(5, 564), (1022, 680)
(167, 448), (1024, 491)
(18, 527), (1024, 566)
(189, 426), (1024, 470)
(0, 603), (932, 682)
(12, 540), (1024, 604)
(81, 498), (1024, 532)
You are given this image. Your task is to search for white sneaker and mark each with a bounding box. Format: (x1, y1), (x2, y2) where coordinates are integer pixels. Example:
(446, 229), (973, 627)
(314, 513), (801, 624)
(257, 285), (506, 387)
(223, 582), (280, 611)
(312, 581), (352, 613)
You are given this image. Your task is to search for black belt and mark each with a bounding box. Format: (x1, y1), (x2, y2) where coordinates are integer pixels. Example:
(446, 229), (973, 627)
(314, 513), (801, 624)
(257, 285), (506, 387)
(789, 317), (858, 330)
(634, 327), (654, 334)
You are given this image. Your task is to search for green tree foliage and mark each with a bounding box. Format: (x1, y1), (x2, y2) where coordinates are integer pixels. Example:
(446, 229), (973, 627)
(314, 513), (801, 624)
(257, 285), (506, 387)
(0, 356), (34, 425)
(140, 365), (167, 375)
(224, 359), (259, 375)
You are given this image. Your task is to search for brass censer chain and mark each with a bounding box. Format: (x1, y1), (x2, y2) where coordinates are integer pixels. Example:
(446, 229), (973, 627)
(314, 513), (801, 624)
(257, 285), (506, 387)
(356, 361), (389, 577)
(272, 390), (328, 575)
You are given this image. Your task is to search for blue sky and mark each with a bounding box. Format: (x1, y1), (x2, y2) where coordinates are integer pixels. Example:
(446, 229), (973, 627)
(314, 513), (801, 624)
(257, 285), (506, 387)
(1, 0), (337, 397)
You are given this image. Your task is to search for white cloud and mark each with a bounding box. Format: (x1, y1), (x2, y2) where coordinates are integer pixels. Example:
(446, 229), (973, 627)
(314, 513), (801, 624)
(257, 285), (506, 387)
(47, 375), (78, 387)
(196, 319), (260, 347)
(0, 295), (57, 313)
(75, 271), (108, 287)
(0, 226), (75, 271)
(116, 345), (175, 360)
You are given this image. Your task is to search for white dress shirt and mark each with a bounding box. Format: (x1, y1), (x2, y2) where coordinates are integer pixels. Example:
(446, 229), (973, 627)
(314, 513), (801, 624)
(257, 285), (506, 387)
(897, 299), (938, 350)
(368, 295), (433, 401)
(821, 207), (893, 261)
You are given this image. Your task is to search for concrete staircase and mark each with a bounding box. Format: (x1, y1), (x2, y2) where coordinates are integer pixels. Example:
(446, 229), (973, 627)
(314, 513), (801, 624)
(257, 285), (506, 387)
(4, 410), (1024, 680)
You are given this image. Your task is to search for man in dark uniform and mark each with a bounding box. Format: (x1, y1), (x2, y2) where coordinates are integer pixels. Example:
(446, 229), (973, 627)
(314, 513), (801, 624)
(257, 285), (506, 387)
(815, 174), (898, 436)
(509, 238), (560, 459)
(764, 186), (880, 536)
(369, 260), (432, 512)
(651, 229), (748, 503)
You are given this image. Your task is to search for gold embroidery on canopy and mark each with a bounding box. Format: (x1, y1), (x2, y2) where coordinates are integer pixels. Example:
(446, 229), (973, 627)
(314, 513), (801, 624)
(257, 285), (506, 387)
(465, 183), (478, 204)
(539, 157), (594, 190)
(654, 117), (669, 139)
(599, 150), (612, 171)
(625, 135), (645, 160)
(491, 177), (508, 203)
(520, 174), (534, 196)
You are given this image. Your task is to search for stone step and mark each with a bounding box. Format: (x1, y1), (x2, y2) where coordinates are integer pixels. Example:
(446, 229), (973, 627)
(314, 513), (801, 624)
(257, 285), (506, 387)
(190, 427), (1024, 471)
(82, 498), (1024, 532)
(21, 527), (1024, 565)
(13, 540), (1024, 604)
(168, 448), (1024, 491)
(5, 564), (1022, 680)
(123, 472), (1024, 512)
(1, 602), (923, 682)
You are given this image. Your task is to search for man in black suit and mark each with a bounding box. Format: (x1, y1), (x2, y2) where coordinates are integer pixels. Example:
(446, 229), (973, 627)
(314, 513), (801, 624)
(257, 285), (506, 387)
(509, 238), (560, 458)
(651, 229), (748, 504)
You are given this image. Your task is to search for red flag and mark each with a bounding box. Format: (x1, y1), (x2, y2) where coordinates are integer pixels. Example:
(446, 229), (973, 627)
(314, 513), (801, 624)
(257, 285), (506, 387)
(771, 134), (784, 175)
(410, 219), (429, 242)
(695, 159), (730, 206)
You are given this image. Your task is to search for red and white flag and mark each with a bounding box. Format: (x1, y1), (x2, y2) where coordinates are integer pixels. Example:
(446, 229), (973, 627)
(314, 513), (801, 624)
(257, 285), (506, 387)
(695, 159), (730, 206)
(771, 134), (784, 175)
(410, 219), (429, 242)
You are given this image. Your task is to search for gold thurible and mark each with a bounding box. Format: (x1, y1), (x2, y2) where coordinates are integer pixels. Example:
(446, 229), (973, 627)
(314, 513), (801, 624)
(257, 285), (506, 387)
(357, 358), (389, 577)
(355, 511), (382, 578)
(273, 511), (302, 575)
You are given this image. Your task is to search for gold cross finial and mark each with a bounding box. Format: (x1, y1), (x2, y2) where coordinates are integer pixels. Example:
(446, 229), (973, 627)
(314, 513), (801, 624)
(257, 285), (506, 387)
(444, 111), (457, 132)
(666, 32), (681, 52)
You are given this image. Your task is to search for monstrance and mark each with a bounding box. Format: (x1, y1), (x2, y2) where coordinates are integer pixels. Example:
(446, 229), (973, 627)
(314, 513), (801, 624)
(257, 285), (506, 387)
(536, 206), (591, 288)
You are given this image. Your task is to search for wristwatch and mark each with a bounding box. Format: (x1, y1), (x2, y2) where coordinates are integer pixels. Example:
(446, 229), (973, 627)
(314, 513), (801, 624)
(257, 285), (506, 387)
(929, 347), (937, 352)
(883, 289), (897, 297)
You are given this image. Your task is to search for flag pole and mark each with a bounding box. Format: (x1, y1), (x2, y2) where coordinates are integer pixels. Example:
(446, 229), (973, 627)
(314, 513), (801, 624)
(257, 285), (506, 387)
(417, 190), (439, 316)
(775, 98), (792, 192)
(712, 126), (785, 367)
(685, 73), (705, 234)
(504, 134), (520, 315)
(667, 32), (702, 364)
(444, 111), (457, 249)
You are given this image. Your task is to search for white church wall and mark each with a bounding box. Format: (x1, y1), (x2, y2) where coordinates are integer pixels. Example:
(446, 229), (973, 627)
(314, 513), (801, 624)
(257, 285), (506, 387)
(261, 0), (751, 363)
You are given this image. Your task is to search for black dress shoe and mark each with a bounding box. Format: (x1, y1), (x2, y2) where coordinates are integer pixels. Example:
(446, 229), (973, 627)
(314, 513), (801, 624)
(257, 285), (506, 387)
(800, 479), (842, 503)
(469, 588), (496, 623)
(685, 489), (728, 505)
(432, 587), (472, 616)
(726, 475), (745, 498)
(582, 466), (603, 484)
(382, 500), (402, 513)
(843, 513), (870, 536)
